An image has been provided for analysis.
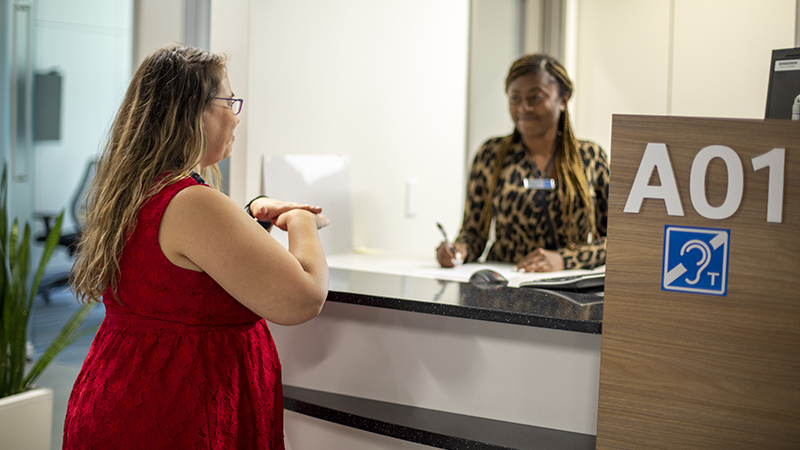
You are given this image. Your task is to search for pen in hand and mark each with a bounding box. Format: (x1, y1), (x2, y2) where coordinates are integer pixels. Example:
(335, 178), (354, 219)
(436, 222), (463, 265)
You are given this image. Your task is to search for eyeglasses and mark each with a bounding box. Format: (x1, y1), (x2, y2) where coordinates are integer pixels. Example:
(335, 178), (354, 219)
(214, 97), (244, 115)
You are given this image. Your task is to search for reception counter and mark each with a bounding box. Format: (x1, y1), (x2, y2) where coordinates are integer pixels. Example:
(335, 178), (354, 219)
(269, 260), (604, 450)
(322, 266), (602, 332)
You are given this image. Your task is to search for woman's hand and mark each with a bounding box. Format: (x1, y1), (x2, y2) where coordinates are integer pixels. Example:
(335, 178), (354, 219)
(248, 197), (322, 222)
(515, 248), (564, 272)
(273, 209), (330, 232)
(436, 241), (468, 268)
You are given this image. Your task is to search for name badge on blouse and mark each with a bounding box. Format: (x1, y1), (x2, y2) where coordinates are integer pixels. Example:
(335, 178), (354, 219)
(523, 178), (556, 190)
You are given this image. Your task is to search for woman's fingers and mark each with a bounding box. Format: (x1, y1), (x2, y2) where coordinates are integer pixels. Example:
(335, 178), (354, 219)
(515, 248), (562, 272)
(436, 241), (466, 267)
(436, 242), (455, 268)
(272, 210), (329, 232)
(252, 198), (323, 221)
(314, 214), (330, 230)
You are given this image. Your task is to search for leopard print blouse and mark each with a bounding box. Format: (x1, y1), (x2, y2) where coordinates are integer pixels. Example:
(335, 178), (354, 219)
(454, 132), (609, 270)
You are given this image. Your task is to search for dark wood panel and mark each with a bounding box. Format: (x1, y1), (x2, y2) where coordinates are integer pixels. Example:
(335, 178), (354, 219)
(598, 116), (800, 449)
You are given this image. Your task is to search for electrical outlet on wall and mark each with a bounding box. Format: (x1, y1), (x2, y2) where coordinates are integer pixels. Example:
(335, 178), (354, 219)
(405, 178), (418, 218)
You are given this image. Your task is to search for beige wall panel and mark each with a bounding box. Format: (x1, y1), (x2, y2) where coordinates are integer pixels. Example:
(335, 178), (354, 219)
(573, 0), (671, 152)
(670, 0), (796, 119)
(597, 115), (800, 449)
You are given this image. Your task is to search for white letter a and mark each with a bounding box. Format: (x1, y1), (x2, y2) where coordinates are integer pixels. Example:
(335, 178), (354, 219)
(623, 143), (684, 216)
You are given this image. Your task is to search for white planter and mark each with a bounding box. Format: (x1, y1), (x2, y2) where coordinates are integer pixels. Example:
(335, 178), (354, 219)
(0, 388), (53, 450)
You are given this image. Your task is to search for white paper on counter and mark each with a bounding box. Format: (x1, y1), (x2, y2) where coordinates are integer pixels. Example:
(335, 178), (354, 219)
(326, 253), (604, 288)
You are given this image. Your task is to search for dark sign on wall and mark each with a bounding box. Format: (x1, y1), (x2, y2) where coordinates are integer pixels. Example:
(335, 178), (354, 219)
(34, 70), (62, 141)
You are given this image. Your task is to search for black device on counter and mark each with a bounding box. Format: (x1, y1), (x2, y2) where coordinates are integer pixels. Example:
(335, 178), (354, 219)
(468, 269), (508, 289)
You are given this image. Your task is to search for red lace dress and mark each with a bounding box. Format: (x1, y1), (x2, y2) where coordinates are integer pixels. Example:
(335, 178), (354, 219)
(63, 177), (284, 449)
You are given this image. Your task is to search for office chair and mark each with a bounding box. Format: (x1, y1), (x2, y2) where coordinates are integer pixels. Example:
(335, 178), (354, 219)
(35, 160), (97, 302)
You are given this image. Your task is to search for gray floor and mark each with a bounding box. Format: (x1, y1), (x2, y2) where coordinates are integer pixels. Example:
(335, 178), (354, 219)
(30, 283), (105, 450)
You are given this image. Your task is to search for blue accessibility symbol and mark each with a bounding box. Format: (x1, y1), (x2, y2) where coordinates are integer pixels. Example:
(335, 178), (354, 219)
(662, 225), (730, 296)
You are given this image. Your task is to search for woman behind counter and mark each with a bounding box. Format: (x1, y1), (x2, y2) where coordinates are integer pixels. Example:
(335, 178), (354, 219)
(64, 44), (329, 449)
(437, 53), (609, 272)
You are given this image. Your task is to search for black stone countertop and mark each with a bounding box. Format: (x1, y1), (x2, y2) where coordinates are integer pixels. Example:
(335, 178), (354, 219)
(326, 268), (604, 334)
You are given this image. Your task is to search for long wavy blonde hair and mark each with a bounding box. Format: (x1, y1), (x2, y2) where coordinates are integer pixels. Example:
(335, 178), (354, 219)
(71, 44), (226, 303)
(479, 53), (597, 248)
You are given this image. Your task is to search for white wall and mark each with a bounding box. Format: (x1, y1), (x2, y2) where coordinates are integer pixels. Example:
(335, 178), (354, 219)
(572, 0), (796, 153)
(237, 0), (470, 257)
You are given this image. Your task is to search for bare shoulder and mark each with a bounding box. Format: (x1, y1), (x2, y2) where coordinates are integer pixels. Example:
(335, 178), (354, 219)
(163, 184), (256, 238)
(159, 184), (255, 270)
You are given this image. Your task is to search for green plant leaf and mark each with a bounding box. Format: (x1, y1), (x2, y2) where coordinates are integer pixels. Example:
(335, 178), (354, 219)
(23, 302), (98, 388)
(0, 167), (7, 395)
(0, 162), (92, 398)
(0, 165), (7, 259)
(8, 219), (18, 272)
(0, 271), (8, 396)
(10, 222), (33, 394)
(28, 211), (63, 311)
(6, 223), (31, 395)
(0, 166), (91, 397)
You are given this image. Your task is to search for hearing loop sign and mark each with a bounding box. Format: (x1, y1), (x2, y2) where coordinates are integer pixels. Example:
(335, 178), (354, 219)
(662, 225), (730, 296)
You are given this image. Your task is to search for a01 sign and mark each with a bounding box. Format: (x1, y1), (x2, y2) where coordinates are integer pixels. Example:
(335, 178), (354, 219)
(623, 144), (785, 223)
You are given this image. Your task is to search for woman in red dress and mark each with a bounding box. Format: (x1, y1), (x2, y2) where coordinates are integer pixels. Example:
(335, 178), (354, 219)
(63, 44), (329, 449)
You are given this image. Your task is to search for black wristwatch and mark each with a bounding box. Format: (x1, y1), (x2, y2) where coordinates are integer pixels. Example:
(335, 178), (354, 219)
(245, 196), (273, 232)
